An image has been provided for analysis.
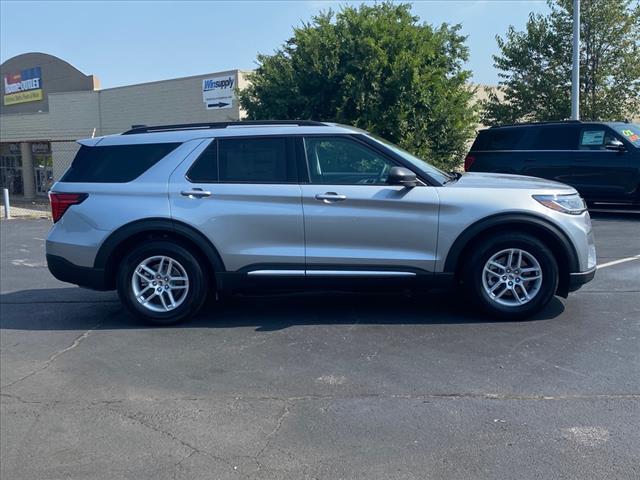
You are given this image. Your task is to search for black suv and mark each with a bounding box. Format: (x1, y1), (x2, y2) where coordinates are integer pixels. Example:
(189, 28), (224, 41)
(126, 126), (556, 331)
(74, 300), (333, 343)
(465, 121), (640, 207)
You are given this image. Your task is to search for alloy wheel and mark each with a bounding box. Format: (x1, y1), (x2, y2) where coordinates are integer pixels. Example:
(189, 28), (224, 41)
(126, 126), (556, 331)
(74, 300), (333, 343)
(131, 255), (190, 312)
(482, 248), (543, 307)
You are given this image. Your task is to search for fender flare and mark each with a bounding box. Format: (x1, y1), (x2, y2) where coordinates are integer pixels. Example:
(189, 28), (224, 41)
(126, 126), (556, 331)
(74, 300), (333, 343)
(93, 218), (226, 274)
(443, 212), (580, 274)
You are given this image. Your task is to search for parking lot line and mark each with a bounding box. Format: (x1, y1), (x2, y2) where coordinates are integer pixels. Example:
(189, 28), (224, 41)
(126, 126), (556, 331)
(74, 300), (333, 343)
(596, 255), (640, 269)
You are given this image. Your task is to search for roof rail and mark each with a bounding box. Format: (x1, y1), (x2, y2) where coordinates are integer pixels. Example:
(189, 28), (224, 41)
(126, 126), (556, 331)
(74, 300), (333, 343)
(490, 120), (583, 129)
(122, 120), (326, 135)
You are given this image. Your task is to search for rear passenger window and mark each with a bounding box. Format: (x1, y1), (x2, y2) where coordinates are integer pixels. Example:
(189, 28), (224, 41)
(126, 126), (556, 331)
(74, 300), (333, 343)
(62, 143), (180, 183)
(188, 137), (296, 184)
(531, 126), (579, 150)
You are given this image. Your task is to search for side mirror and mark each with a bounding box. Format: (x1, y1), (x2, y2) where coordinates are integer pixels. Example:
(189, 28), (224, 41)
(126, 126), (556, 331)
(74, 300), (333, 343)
(605, 139), (625, 152)
(387, 166), (418, 187)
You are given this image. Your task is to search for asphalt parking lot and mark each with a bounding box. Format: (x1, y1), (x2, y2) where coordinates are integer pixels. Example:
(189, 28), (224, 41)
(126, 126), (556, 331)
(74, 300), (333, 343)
(1, 215), (639, 480)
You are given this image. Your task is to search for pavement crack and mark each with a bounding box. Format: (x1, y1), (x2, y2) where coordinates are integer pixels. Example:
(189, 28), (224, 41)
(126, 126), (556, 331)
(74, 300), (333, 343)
(1, 325), (100, 390)
(507, 331), (552, 356)
(108, 408), (248, 479)
(254, 400), (292, 471)
(0, 392), (43, 404)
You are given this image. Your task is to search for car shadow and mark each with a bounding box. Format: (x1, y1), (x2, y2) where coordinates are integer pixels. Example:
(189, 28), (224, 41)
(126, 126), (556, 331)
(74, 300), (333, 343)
(0, 287), (565, 331)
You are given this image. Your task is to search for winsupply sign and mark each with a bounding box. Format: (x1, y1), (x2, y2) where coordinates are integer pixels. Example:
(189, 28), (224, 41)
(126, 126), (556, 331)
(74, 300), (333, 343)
(203, 75), (235, 110)
(3, 67), (43, 105)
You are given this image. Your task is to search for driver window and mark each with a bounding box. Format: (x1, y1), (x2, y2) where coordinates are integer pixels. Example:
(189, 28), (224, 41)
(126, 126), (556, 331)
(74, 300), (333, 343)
(579, 129), (618, 151)
(304, 136), (396, 185)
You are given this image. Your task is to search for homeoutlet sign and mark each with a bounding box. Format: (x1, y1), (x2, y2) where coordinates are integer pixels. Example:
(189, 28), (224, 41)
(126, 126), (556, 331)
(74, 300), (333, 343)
(3, 66), (43, 105)
(202, 75), (235, 110)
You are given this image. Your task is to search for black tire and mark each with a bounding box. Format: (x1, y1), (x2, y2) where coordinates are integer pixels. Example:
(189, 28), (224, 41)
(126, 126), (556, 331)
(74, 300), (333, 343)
(117, 241), (209, 325)
(463, 233), (559, 320)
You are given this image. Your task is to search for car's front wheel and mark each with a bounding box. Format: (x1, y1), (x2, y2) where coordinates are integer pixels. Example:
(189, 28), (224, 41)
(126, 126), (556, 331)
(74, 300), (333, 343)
(464, 233), (559, 319)
(117, 241), (208, 325)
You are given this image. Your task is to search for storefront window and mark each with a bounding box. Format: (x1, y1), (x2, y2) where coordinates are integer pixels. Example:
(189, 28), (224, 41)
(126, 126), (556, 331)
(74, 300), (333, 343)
(0, 143), (23, 195)
(32, 142), (53, 194)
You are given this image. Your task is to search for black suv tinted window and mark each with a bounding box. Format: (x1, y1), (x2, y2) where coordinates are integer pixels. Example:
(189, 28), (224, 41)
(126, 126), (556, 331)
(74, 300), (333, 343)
(471, 128), (528, 151)
(612, 123), (640, 147)
(531, 125), (580, 150)
(61, 143), (180, 183)
(188, 137), (296, 183)
(579, 128), (618, 150)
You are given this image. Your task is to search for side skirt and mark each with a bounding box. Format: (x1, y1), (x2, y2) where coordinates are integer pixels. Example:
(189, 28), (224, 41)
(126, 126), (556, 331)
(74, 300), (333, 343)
(217, 269), (456, 295)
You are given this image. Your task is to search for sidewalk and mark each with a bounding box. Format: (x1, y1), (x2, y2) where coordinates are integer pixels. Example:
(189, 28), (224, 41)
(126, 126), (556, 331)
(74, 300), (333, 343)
(1, 197), (51, 219)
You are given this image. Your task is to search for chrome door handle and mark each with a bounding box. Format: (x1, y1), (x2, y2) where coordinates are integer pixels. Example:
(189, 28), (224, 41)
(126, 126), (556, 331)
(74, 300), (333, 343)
(315, 192), (347, 202)
(181, 188), (211, 198)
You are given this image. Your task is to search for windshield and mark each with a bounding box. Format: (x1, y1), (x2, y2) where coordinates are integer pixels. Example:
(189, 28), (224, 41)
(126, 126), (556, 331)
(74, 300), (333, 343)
(365, 134), (452, 185)
(612, 123), (640, 147)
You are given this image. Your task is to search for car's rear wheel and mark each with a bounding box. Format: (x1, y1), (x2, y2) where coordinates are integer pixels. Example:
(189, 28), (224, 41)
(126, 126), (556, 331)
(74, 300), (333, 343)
(464, 233), (558, 319)
(117, 241), (208, 325)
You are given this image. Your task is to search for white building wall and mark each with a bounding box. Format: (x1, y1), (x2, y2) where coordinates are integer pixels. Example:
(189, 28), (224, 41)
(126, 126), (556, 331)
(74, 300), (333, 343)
(48, 91), (101, 140)
(0, 112), (51, 142)
(98, 70), (243, 134)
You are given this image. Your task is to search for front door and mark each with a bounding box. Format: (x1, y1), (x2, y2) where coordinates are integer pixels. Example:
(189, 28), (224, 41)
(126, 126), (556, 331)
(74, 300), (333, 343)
(300, 136), (440, 273)
(571, 126), (639, 203)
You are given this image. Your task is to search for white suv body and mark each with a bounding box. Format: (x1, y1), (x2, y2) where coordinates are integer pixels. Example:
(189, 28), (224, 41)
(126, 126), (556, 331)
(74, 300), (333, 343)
(46, 121), (596, 324)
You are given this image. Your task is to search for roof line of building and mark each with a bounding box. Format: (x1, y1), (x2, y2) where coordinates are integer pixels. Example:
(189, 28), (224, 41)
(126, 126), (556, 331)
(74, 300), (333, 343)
(94, 69), (242, 92)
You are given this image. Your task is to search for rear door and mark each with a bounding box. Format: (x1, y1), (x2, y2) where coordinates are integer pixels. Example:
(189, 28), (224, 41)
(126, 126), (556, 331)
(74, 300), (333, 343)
(570, 125), (639, 203)
(168, 136), (305, 272)
(300, 135), (439, 273)
(520, 125), (577, 184)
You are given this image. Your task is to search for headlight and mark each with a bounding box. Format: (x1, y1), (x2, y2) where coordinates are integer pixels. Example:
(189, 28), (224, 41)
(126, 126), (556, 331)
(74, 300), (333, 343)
(533, 193), (587, 215)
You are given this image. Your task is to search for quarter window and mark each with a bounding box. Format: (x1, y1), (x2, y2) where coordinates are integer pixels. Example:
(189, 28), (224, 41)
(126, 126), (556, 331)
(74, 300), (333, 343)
(61, 143), (180, 183)
(186, 142), (217, 182)
(472, 128), (528, 151)
(304, 137), (396, 185)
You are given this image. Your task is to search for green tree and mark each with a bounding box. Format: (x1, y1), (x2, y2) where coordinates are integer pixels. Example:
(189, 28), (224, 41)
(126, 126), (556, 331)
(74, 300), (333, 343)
(483, 0), (640, 125)
(239, 2), (478, 171)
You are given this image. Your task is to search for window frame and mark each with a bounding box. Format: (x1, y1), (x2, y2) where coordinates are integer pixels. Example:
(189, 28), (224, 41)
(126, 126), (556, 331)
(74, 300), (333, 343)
(186, 133), (438, 186)
(578, 125), (627, 151)
(302, 135), (401, 186)
(185, 135), (299, 185)
(300, 134), (431, 186)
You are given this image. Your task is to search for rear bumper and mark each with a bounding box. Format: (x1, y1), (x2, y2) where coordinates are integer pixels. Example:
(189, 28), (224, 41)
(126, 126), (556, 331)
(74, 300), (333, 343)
(46, 254), (111, 291)
(568, 266), (596, 292)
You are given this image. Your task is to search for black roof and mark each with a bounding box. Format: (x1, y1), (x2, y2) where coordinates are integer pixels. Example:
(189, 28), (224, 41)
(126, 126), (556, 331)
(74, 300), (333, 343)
(490, 119), (634, 129)
(489, 120), (583, 129)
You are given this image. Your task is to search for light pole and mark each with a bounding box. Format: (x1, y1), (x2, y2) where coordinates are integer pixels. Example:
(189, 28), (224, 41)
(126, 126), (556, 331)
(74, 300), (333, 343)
(571, 0), (580, 120)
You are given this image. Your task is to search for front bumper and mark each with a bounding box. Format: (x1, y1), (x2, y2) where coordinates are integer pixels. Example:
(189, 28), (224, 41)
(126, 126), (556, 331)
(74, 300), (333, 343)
(568, 266), (596, 292)
(46, 254), (110, 291)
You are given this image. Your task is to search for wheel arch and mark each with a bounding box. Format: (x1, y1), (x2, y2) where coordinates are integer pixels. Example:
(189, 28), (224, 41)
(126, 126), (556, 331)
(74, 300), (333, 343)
(94, 218), (226, 290)
(443, 213), (579, 298)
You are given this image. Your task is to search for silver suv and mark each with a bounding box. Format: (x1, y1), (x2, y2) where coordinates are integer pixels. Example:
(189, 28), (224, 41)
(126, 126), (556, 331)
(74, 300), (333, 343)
(46, 121), (596, 324)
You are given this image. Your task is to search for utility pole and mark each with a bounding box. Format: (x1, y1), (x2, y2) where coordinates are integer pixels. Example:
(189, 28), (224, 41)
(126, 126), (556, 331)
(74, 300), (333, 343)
(571, 0), (580, 120)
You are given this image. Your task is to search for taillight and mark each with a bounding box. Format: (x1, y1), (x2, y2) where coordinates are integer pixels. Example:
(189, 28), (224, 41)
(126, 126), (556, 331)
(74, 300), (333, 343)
(49, 192), (88, 223)
(464, 154), (476, 171)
